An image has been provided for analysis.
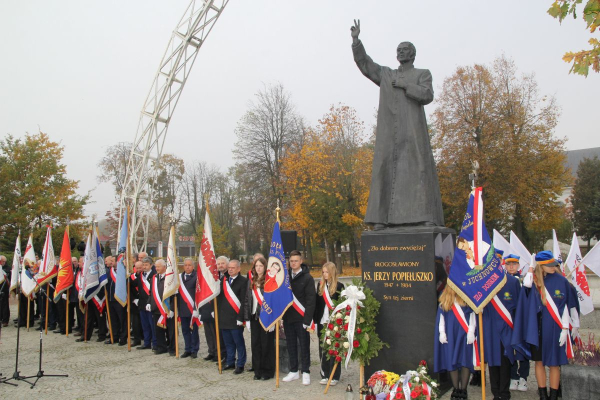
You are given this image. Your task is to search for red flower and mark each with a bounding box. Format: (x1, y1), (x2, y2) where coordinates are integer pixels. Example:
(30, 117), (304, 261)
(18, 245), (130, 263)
(357, 328), (362, 334)
(328, 323), (334, 330)
(346, 311), (350, 316)
(346, 305), (351, 311)
(411, 391), (418, 399)
(353, 340), (360, 348)
(343, 324), (349, 331)
(335, 356), (342, 362)
(334, 342), (340, 348)
(395, 393), (404, 399)
(423, 386), (429, 395)
(336, 318), (343, 325)
(419, 360), (427, 366)
(335, 332), (341, 338)
(328, 350), (335, 355)
(334, 350), (339, 355)
(357, 305), (361, 310)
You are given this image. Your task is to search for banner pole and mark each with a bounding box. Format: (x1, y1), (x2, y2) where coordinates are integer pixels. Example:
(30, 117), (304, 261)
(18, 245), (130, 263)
(214, 297), (222, 374)
(324, 362), (339, 394)
(105, 287), (114, 343)
(66, 289), (70, 337)
(44, 283), (50, 335)
(27, 296), (31, 331)
(360, 364), (365, 400)
(276, 319), (280, 388)
(84, 303), (88, 342)
(174, 297), (179, 358)
(479, 312), (486, 400)
(127, 278), (131, 351)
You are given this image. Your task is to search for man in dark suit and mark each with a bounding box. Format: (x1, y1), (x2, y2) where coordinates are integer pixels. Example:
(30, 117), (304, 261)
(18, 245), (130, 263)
(217, 259), (247, 374)
(178, 258), (200, 358)
(0, 255), (10, 327)
(105, 256), (127, 345)
(147, 259), (175, 356)
(129, 261), (142, 347)
(137, 256), (156, 350)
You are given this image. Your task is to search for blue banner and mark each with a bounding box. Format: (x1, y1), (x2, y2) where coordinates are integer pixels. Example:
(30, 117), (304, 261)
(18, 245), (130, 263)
(448, 187), (506, 313)
(115, 209), (128, 306)
(259, 221), (293, 331)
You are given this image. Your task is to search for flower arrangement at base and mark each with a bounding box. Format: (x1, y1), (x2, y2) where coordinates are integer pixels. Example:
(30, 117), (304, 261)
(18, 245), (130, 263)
(366, 370), (400, 396)
(320, 279), (388, 369)
(385, 361), (440, 400)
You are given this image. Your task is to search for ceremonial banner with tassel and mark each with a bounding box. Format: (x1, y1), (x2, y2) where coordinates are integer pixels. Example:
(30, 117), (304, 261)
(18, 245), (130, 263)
(9, 232), (21, 294)
(35, 226), (57, 286)
(54, 227), (74, 301)
(115, 208), (128, 306)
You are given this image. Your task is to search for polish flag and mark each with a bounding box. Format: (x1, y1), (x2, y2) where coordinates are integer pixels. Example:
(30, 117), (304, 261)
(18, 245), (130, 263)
(195, 211), (220, 308)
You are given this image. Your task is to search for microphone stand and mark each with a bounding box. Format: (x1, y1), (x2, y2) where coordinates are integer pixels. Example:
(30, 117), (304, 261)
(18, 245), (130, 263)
(4, 263), (33, 386)
(20, 284), (68, 388)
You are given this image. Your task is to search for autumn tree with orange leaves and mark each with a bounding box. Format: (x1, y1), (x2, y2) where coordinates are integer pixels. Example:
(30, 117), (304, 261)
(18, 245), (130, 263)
(281, 104), (372, 271)
(432, 56), (571, 249)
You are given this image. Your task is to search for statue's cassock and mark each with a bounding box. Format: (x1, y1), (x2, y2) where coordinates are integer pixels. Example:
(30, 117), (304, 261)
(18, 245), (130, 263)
(352, 40), (444, 227)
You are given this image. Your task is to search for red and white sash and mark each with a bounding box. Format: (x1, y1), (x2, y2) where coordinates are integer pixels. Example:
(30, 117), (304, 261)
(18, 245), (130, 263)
(178, 273), (201, 327)
(223, 277), (241, 314)
(141, 272), (150, 295)
(292, 294), (316, 331)
(542, 287), (573, 359)
(75, 271), (82, 292)
(92, 295), (105, 314)
(490, 295), (514, 329)
(153, 275), (168, 328)
(252, 285), (264, 308)
(110, 268), (116, 283)
(452, 303), (480, 368)
(322, 286), (334, 311)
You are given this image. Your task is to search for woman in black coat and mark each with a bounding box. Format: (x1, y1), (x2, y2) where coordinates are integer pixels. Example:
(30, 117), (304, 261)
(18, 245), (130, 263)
(315, 261), (345, 385)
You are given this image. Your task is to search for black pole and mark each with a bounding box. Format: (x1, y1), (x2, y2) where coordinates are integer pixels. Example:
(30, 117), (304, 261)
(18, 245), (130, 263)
(0, 280), (17, 387)
(21, 286), (68, 388)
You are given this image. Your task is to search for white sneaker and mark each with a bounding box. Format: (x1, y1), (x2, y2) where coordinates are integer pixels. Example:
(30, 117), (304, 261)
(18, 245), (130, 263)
(330, 380), (338, 386)
(282, 371), (299, 382)
(319, 378), (328, 385)
(509, 379), (519, 391)
(302, 372), (311, 385)
(518, 377), (528, 392)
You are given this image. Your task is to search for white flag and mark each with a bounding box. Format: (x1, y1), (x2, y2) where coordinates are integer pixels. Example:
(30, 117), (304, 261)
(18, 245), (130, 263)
(20, 234), (38, 297)
(509, 231), (531, 272)
(195, 211), (221, 308)
(581, 241), (600, 278)
(565, 233), (594, 315)
(9, 233), (21, 293)
(163, 225), (180, 300)
(493, 229), (517, 258)
(35, 226), (57, 286)
(552, 229), (564, 274)
(441, 234), (454, 274)
(81, 229), (102, 303)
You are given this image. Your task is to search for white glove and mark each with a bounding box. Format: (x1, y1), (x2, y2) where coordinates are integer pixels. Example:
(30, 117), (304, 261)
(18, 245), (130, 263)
(572, 327), (580, 343)
(268, 325), (275, 332)
(168, 310), (174, 318)
(559, 329), (568, 346)
(211, 312), (214, 318)
(146, 304), (151, 312)
(133, 299), (139, 306)
(522, 271), (533, 288)
(236, 320), (243, 326)
(62, 294), (67, 300)
(245, 321), (251, 332)
(467, 312), (476, 345)
(302, 324), (308, 330)
(192, 310), (199, 319)
(570, 307), (580, 329)
(438, 314), (448, 344)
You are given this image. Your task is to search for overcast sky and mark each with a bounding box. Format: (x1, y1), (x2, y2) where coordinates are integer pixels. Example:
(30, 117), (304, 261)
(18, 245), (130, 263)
(2, 0), (598, 220)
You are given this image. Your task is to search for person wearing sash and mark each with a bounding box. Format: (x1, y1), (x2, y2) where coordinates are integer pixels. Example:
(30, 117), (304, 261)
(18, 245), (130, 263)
(105, 256), (127, 346)
(129, 261), (142, 347)
(434, 284), (476, 400)
(481, 253), (521, 400)
(137, 256), (156, 350)
(514, 251), (577, 400)
(244, 256), (275, 380)
(0, 255), (10, 327)
(217, 259), (247, 374)
(147, 259), (176, 356)
(282, 250), (316, 386)
(315, 262), (345, 386)
(78, 278), (108, 343)
(202, 255), (229, 362)
(178, 258), (200, 358)
(504, 254), (530, 393)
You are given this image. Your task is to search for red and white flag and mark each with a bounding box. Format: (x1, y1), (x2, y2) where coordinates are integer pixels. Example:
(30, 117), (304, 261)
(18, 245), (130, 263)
(36, 226), (57, 286)
(195, 211), (220, 308)
(565, 233), (594, 315)
(553, 229), (565, 275)
(162, 225), (180, 300)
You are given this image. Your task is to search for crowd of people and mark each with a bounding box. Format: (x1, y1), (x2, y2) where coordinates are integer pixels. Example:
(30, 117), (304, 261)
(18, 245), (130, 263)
(0, 250), (346, 387)
(434, 250), (580, 400)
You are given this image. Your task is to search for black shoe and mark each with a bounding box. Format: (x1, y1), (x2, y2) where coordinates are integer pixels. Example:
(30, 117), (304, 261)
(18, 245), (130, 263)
(104, 339), (114, 344)
(137, 345), (152, 350)
(118, 340), (127, 346)
(96, 337), (105, 342)
(234, 367), (244, 375)
(181, 352), (191, 358)
(191, 353), (197, 359)
(262, 376), (272, 381)
(74, 332), (82, 337)
(48, 324), (56, 330)
(248, 367), (255, 372)
(203, 354), (215, 361)
(154, 349), (167, 355)
(222, 364), (235, 371)
(169, 352), (176, 357)
(470, 371), (481, 387)
(450, 388), (459, 400)
(549, 388), (559, 400)
(254, 376), (261, 380)
(131, 340), (141, 347)
(538, 387), (549, 400)
(75, 337), (86, 342)
(53, 329), (62, 334)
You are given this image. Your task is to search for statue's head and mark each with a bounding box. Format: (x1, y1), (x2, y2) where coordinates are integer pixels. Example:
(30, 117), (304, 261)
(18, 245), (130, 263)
(397, 41), (416, 64)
